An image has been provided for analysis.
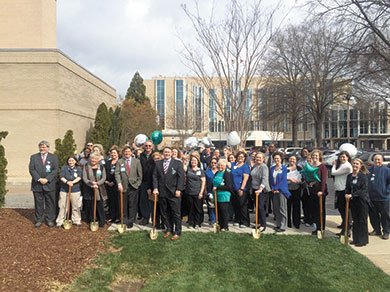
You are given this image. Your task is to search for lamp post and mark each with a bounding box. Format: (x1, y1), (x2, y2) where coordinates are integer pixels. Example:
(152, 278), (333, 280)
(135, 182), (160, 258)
(344, 95), (352, 144)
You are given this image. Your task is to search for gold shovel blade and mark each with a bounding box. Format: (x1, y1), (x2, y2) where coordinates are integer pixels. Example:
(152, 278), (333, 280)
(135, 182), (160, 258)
(150, 229), (158, 240)
(252, 229), (261, 239)
(117, 224), (126, 234)
(90, 222), (99, 232)
(63, 220), (72, 230)
(340, 235), (348, 245)
(317, 230), (324, 239)
(213, 223), (219, 233)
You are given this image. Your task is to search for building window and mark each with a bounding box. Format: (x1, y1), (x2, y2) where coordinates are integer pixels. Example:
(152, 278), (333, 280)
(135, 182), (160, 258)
(244, 88), (252, 119)
(176, 80), (184, 129)
(350, 121), (358, 137)
(339, 121), (347, 137)
(156, 80), (165, 128)
(331, 122), (338, 137)
(324, 123), (330, 138)
(209, 89), (217, 132)
(339, 109), (347, 121)
(360, 121), (368, 134)
(370, 121), (378, 134)
(350, 109), (357, 120)
(332, 110), (338, 121)
(193, 86), (203, 132)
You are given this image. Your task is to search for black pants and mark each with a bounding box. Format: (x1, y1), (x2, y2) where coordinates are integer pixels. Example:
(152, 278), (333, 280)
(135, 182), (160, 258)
(351, 197), (369, 245)
(187, 195), (203, 227)
(311, 194), (326, 231)
(231, 190), (250, 226)
(123, 185), (139, 225)
(287, 188), (301, 228)
(106, 185), (119, 221)
(149, 199), (163, 228)
(84, 199), (105, 226)
(301, 185), (314, 224)
(138, 182), (151, 221)
(181, 192), (189, 219)
(336, 190), (351, 233)
(33, 190), (56, 223)
(159, 195), (182, 235)
(218, 202), (230, 230)
(369, 200), (390, 235)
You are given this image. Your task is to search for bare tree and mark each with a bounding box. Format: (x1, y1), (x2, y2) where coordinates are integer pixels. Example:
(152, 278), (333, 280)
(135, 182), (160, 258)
(179, 0), (284, 145)
(308, 0), (390, 107)
(289, 19), (356, 147)
(263, 27), (309, 146)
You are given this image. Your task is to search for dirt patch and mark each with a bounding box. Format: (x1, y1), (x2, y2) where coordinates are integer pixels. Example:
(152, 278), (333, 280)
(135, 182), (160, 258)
(0, 208), (111, 292)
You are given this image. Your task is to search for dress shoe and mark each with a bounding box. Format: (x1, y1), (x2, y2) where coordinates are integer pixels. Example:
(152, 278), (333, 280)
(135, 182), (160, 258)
(34, 222), (42, 228)
(312, 230), (319, 235)
(139, 219), (148, 226)
(355, 243), (366, 247)
(163, 232), (171, 238)
(75, 223), (82, 227)
(47, 221), (55, 227)
(382, 233), (389, 240)
(126, 223), (133, 229)
(369, 230), (381, 236)
(275, 228), (285, 232)
(171, 235), (180, 241)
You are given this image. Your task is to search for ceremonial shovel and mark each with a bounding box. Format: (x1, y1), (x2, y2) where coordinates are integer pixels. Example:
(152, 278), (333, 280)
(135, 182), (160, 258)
(150, 193), (158, 240)
(90, 188), (99, 232)
(252, 193), (261, 239)
(340, 197), (350, 245)
(213, 190), (219, 233)
(117, 190), (126, 233)
(63, 185), (72, 230)
(317, 194), (325, 239)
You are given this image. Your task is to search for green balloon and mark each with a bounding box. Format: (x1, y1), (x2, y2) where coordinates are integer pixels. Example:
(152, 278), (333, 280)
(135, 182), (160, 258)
(151, 131), (163, 145)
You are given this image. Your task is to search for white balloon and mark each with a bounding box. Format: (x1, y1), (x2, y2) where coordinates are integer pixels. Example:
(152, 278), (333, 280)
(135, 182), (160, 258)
(339, 143), (358, 157)
(227, 131), (240, 146)
(201, 137), (213, 147)
(184, 137), (199, 150)
(134, 134), (148, 147)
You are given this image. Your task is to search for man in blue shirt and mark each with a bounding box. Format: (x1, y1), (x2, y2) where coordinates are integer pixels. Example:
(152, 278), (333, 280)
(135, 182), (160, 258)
(367, 154), (390, 240)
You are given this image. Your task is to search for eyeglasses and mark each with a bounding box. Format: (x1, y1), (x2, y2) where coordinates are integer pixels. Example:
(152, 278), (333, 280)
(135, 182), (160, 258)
(145, 145), (152, 147)
(87, 144), (93, 147)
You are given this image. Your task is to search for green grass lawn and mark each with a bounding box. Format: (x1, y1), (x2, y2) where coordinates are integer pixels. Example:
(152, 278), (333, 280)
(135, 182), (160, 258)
(71, 231), (390, 292)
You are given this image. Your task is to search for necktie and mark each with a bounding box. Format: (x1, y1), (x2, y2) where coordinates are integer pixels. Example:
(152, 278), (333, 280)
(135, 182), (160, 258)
(126, 159), (130, 175)
(42, 153), (46, 165)
(163, 160), (168, 174)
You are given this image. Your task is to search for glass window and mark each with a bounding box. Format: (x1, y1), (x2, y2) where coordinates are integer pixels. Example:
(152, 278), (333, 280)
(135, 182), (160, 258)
(350, 109), (357, 120)
(370, 121), (378, 134)
(339, 110), (347, 121)
(324, 123), (330, 138)
(156, 80), (165, 127)
(332, 110), (338, 121)
(339, 121), (347, 137)
(176, 80), (184, 128)
(350, 121), (358, 137)
(332, 122), (338, 137)
(360, 121), (368, 134)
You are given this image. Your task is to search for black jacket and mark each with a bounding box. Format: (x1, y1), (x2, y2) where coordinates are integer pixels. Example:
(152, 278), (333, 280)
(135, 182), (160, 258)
(345, 172), (368, 201)
(29, 152), (58, 192)
(153, 158), (185, 197)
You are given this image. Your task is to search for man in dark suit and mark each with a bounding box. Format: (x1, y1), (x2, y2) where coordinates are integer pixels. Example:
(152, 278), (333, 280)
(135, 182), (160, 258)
(153, 147), (185, 240)
(28, 140), (59, 227)
(115, 145), (143, 229)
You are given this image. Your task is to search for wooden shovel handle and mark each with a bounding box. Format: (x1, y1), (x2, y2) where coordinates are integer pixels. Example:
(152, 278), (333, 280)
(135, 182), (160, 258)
(67, 185), (72, 220)
(344, 197), (350, 237)
(120, 190), (124, 225)
(93, 187), (97, 223)
(214, 190), (218, 224)
(255, 192), (259, 230)
(319, 194), (323, 232)
(153, 194), (157, 229)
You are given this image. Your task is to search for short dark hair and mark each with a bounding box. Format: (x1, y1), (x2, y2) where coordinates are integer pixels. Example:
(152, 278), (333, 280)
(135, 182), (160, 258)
(122, 145), (132, 154)
(272, 152), (284, 161)
(67, 155), (79, 165)
(163, 146), (172, 152)
(235, 151), (247, 160)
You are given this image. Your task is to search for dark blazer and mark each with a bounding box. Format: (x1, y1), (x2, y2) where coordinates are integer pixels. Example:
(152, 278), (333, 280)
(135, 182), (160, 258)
(152, 158), (185, 197)
(115, 157), (143, 191)
(29, 152), (59, 192)
(140, 151), (155, 183)
(345, 172), (368, 201)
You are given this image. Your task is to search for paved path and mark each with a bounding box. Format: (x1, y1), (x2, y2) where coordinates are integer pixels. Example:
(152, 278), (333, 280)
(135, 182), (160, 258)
(4, 182), (389, 275)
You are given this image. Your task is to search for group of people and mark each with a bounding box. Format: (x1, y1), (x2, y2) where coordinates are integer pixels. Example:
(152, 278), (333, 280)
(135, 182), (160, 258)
(29, 140), (390, 244)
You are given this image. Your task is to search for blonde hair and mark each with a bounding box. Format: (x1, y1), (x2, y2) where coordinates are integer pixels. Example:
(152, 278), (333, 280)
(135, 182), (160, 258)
(353, 158), (369, 174)
(255, 152), (266, 161)
(310, 149), (323, 162)
(217, 159), (227, 167)
(92, 144), (104, 154)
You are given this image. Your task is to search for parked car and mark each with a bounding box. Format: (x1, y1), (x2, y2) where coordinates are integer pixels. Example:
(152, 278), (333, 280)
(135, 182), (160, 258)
(323, 149), (339, 167)
(356, 151), (390, 167)
(283, 147), (302, 161)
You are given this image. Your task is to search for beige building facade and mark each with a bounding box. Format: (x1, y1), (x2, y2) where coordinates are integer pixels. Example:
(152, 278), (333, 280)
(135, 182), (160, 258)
(0, 0), (116, 184)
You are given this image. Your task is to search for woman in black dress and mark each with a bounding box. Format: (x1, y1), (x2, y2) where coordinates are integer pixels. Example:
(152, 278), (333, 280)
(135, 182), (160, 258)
(345, 158), (369, 246)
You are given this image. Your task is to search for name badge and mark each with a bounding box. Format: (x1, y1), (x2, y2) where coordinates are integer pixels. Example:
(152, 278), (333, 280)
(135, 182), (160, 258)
(45, 165), (51, 173)
(196, 170), (201, 176)
(233, 166), (237, 170)
(74, 172), (78, 178)
(120, 167), (126, 173)
(352, 179), (357, 184)
(97, 169), (102, 176)
(371, 177), (375, 181)
(172, 168), (176, 175)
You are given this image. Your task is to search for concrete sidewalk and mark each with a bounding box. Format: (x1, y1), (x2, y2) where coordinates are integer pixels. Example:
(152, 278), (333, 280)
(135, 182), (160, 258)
(4, 183), (390, 275)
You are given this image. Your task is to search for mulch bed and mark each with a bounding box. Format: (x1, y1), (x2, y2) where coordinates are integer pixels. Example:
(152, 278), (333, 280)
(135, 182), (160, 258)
(0, 208), (111, 292)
